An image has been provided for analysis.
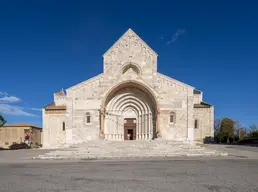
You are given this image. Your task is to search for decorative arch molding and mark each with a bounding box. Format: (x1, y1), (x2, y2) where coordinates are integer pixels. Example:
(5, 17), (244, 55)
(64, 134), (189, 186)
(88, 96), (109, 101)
(100, 80), (160, 140)
(101, 80), (159, 110)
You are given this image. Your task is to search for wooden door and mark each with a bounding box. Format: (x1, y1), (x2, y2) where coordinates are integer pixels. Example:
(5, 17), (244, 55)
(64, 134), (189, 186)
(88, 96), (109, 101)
(124, 118), (136, 140)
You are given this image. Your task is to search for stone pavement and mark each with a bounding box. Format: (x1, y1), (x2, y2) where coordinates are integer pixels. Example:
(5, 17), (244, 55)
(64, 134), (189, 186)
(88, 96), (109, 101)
(1, 157), (258, 192)
(202, 144), (258, 159)
(1, 144), (258, 191)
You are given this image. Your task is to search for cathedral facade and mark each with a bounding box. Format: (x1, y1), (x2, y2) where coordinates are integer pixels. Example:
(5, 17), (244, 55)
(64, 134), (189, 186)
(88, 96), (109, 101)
(42, 29), (214, 147)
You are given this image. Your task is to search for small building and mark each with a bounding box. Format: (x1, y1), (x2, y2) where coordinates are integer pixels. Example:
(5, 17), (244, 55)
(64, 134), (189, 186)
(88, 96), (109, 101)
(0, 123), (42, 149)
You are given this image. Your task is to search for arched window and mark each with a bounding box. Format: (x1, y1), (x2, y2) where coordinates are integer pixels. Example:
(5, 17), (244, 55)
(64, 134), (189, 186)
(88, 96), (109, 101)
(122, 63), (140, 75)
(86, 112), (91, 123)
(169, 112), (176, 123)
(62, 122), (65, 131)
(194, 119), (199, 129)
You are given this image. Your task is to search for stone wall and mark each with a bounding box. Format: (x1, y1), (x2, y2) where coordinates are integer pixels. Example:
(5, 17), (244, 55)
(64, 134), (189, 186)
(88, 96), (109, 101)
(193, 106), (214, 142)
(54, 95), (66, 106)
(66, 75), (103, 143)
(0, 126), (42, 148)
(42, 109), (66, 147)
(156, 73), (195, 141)
(103, 28), (158, 88)
(0, 127), (25, 148)
(193, 93), (203, 104)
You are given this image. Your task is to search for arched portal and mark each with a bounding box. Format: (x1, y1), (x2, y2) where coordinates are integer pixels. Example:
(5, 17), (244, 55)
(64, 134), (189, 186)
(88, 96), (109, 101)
(101, 81), (159, 140)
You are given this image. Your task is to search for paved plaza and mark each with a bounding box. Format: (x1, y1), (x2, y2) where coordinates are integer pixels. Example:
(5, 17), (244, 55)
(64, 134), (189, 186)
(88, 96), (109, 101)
(0, 145), (258, 192)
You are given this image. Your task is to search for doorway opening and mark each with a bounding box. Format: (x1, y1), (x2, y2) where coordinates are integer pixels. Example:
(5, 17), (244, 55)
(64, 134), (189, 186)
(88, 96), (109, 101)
(124, 118), (136, 140)
(127, 129), (134, 140)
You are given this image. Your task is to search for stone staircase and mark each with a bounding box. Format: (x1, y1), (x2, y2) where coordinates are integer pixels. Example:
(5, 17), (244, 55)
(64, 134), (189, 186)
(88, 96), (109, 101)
(34, 140), (227, 160)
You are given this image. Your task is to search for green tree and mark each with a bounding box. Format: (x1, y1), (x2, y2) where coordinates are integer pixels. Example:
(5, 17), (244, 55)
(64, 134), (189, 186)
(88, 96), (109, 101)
(249, 124), (258, 138)
(214, 118), (222, 143)
(239, 127), (247, 139)
(0, 114), (7, 127)
(234, 120), (241, 136)
(219, 118), (235, 143)
(249, 124), (258, 133)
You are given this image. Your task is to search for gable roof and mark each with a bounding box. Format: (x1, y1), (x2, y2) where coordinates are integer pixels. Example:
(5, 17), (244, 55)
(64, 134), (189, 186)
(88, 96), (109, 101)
(194, 102), (213, 108)
(54, 88), (66, 96)
(194, 89), (202, 94)
(103, 28), (158, 57)
(3, 123), (41, 129)
(44, 102), (66, 110)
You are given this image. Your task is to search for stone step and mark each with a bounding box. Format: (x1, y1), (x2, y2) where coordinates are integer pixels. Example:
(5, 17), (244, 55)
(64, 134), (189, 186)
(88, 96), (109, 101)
(35, 141), (227, 160)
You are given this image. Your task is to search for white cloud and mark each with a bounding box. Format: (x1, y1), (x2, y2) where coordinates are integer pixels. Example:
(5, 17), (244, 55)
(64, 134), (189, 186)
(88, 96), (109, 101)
(166, 28), (185, 45)
(30, 108), (42, 112)
(0, 96), (21, 103)
(0, 92), (37, 117)
(0, 92), (8, 96)
(0, 104), (35, 116)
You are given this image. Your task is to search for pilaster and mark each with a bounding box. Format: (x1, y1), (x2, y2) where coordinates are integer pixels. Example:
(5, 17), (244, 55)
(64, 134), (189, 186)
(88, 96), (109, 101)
(187, 95), (194, 142)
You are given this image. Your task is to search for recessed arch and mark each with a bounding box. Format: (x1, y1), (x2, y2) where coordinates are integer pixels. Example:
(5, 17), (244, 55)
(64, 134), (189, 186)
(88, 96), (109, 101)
(101, 80), (159, 110)
(101, 80), (159, 140)
(121, 62), (142, 75)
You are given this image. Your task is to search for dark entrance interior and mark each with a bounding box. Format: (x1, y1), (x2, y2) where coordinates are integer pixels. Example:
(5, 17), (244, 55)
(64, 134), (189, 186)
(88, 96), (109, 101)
(127, 129), (134, 140)
(124, 118), (136, 140)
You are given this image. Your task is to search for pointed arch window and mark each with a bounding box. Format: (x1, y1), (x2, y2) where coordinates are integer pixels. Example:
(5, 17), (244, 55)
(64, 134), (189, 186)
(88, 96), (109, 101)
(169, 112), (176, 123)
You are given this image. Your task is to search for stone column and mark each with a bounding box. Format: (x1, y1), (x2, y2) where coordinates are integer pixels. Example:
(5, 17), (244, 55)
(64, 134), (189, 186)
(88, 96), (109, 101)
(147, 113), (149, 140)
(111, 115), (114, 140)
(139, 115), (142, 140)
(149, 113), (152, 140)
(156, 109), (160, 138)
(144, 114), (147, 140)
(100, 109), (104, 140)
(136, 115), (140, 140)
(116, 115), (118, 140)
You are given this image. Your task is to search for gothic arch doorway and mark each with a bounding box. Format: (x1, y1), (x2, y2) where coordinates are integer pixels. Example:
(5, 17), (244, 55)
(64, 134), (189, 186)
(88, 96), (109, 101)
(100, 81), (159, 140)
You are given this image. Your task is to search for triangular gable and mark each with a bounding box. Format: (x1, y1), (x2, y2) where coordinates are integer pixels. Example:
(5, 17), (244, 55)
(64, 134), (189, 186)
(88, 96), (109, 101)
(103, 28), (158, 57)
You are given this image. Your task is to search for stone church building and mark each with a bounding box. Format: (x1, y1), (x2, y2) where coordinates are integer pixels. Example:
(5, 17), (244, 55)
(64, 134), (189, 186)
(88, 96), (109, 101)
(42, 28), (214, 148)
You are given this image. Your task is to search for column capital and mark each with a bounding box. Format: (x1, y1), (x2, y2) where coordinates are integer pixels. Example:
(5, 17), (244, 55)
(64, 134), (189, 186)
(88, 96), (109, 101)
(100, 109), (105, 115)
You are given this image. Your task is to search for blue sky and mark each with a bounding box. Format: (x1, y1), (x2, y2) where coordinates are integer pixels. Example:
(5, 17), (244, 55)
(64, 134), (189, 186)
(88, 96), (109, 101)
(0, 0), (257, 128)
